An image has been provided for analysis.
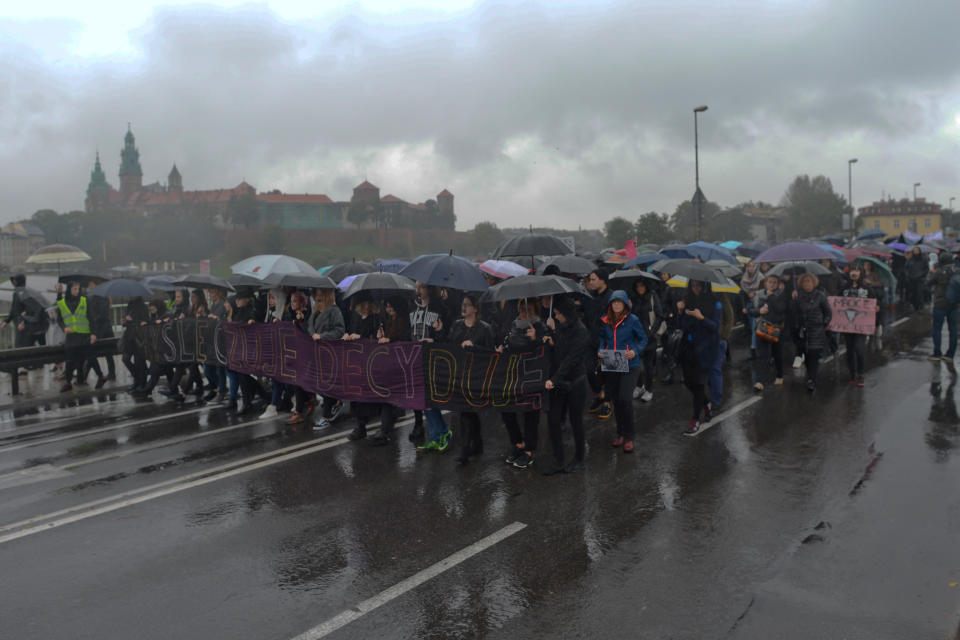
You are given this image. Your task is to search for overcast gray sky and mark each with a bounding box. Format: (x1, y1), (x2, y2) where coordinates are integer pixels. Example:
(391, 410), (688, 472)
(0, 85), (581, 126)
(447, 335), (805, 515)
(2, 0), (959, 230)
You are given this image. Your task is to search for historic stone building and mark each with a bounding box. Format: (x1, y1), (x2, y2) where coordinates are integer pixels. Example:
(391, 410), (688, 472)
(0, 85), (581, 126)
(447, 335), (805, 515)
(85, 126), (455, 231)
(857, 198), (943, 235)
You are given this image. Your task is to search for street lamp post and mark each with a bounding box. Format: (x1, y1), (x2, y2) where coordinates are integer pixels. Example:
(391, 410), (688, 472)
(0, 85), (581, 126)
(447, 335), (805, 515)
(914, 182), (921, 201)
(693, 105), (708, 240)
(848, 158), (857, 235)
(950, 196), (956, 212)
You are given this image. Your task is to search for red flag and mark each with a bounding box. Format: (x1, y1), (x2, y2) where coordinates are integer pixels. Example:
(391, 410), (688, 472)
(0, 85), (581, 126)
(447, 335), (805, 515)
(624, 238), (638, 259)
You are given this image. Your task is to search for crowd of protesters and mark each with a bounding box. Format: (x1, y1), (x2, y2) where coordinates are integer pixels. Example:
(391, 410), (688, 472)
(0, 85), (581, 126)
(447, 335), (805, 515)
(6, 234), (959, 475)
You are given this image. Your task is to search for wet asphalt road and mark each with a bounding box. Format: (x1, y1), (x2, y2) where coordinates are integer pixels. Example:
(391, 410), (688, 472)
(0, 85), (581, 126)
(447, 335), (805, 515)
(1, 314), (958, 640)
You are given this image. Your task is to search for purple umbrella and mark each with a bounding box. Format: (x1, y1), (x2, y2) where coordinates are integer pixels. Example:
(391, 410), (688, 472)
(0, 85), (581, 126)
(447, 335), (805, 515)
(754, 242), (833, 264)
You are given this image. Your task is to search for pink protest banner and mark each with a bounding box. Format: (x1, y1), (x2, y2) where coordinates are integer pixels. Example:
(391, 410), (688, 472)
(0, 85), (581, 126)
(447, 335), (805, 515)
(826, 296), (877, 335)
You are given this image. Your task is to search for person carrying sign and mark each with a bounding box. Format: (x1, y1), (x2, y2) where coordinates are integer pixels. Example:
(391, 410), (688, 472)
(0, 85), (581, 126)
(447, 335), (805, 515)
(598, 290), (647, 452)
(840, 267), (878, 386)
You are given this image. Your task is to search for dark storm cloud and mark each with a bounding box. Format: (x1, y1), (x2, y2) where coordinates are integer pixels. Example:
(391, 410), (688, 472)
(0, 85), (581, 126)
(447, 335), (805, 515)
(2, 0), (959, 226)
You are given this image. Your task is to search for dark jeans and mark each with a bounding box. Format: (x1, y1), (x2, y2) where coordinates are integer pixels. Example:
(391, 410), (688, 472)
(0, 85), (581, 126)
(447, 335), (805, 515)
(845, 333), (866, 378)
(907, 278), (925, 311)
(752, 338), (783, 384)
(548, 376), (587, 465)
(604, 366), (642, 438)
(932, 306), (958, 358)
(502, 410), (540, 452)
(708, 339), (727, 407)
(64, 342), (89, 385)
(681, 354), (709, 421)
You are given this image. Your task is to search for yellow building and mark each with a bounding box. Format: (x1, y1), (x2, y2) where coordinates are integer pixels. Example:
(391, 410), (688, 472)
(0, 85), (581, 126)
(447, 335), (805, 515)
(858, 198), (942, 236)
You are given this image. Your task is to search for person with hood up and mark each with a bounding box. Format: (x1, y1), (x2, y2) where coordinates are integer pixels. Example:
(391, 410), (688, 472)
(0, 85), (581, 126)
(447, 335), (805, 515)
(927, 250), (958, 362)
(598, 290), (648, 452)
(905, 247), (928, 313)
(542, 296), (592, 474)
(790, 273), (832, 393)
(2, 273), (49, 349)
(56, 281), (97, 392)
(677, 280), (722, 436)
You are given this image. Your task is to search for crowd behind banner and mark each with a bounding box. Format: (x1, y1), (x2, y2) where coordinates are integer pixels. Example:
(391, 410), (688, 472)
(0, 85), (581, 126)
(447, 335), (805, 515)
(10, 240), (957, 474)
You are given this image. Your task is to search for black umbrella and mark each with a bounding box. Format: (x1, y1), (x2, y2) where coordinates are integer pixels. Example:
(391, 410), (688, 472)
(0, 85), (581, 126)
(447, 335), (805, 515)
(262, 272), (337, 289)
(609, 270), (662, 291)
(58, 271), (107, 285)
(342, 272), (416, 300)
(535, 254), (597, 276)
(399, 252), (488, 291)
(172, 274), (236, 292)
(648, 259), (728, 284)
(480, 275), (587, 303)
(227, 274), (266, 289)
(704, 259), (743, 278)
(88, 279), (154, 298)
(143, 275), (181, 292)
(491, 233), (573, 261)
(325, 260), (374, 283)
(737, 241), (769, 258)
(766, 261), (832, 277)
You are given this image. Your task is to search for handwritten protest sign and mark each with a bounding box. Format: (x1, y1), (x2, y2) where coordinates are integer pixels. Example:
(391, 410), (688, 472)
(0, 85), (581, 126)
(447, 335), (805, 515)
(827, 296), (877, 335)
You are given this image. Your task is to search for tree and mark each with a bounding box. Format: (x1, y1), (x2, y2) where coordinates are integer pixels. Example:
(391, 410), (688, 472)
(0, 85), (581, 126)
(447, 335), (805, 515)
(604, 216), (635, 248)
(670, 199), (722, 242)
(634, 212), (672, 245)
(472, 221), (505, 255)
(347, 200), (381, 228)
(227, 194), (260, 229)
(781, 175), (847, 238)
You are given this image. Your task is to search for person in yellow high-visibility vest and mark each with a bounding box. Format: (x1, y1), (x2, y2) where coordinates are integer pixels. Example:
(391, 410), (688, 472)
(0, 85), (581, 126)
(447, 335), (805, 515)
(56, 281), (97, 393)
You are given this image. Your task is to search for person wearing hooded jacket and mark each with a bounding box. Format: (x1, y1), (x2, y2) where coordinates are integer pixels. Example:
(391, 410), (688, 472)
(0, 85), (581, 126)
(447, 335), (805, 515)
(629, 278), (664, 402)
(677, 280), (721, 436)
(927, 250), (958, 362)
(56, 281), (97, 392)
(598, 290), (648, 453)
(3, 273), (49, 349)
(542, 296), (591, 474)
(905, 247), (928, 313)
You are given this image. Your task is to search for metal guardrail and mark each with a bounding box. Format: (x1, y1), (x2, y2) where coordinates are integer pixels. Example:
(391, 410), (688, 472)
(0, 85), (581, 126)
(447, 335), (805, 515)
(0, 337), (120, 396)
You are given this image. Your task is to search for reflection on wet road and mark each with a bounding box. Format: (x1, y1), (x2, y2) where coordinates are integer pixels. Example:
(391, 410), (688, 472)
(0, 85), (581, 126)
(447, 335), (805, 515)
(1, 314), (958, 639)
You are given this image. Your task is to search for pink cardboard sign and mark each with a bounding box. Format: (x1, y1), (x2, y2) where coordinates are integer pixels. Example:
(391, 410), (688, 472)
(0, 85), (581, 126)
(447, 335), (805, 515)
(827, 296), (877, 335)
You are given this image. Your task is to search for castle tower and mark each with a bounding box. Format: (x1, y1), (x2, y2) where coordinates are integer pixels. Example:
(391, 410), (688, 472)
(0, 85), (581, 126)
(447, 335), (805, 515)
(352, 180), (380, 205)
(437, 188), (454, 217)
(168, 164), (182, 193)
(85, 152), (111, 212)
(119, 124), (143, 197)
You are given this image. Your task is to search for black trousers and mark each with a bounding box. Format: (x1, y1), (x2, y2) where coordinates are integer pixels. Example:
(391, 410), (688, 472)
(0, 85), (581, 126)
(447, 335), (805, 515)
(64, 342), (89, 384)
(805, 348), (823, 382)
(639, 348), (656, 390)
(845, 334), (866, 378)
(604, 367), (642, 438)
(502, 410), (540, 451)
(122, 349), (146, 387)
(681, 354), (709, 420)
(548, 376), (587, 465)
(458, 411), (482, 453)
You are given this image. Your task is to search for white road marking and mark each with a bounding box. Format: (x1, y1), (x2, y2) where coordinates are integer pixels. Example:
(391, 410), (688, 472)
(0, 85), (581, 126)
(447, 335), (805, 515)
(693, 395), (762, 436)
(0, 464), (73, 490)
(0, 406), (211, 453)
(890, 316), (910, 328)
(290, 522), (528, 640)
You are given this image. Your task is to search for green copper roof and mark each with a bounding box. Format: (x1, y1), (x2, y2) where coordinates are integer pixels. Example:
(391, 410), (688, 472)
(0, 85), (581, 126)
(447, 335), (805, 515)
(87, 152), (110, 193)
(119, 125), (142, 177)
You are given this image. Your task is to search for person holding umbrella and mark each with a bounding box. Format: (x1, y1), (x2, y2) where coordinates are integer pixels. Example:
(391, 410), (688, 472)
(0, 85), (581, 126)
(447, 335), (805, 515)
(497, 298), (546, 468)
(56, 281), (95, 393)
(598, 291), (647, 452)
(2, 273), (49, 349)
(542, 296), (591, 473)
(840, 266), (877, 386)
(447, 293), (495, 464)
(120, 295), (150, 393)
(628, 278), (664, 402)
(926, 251), (958, 362)
(677, 280), (722, 436)
(905, 247), (928, 313)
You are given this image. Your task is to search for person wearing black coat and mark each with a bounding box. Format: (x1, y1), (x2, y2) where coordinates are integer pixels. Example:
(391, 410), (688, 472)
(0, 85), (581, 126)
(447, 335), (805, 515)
(747, 274), (788, 391)
(677, 281), (722, 435)
(905, 247), (929, 312)
(120, 296), (150, 392)
(498, 299), (546, 469)
(840, 267), (878, 386)
(447, 293), (495, 464)
(83, 278), (114, 386)
(790, 273), (832, 392)
(585, 269), (613, 417)
(542, 296), (591, 475)
(345, 299), (381, 441)
(630, 279), (665, 402)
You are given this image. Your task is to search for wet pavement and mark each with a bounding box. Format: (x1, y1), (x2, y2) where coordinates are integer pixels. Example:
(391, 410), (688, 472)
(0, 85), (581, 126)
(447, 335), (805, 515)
(1, 313), (958, 639)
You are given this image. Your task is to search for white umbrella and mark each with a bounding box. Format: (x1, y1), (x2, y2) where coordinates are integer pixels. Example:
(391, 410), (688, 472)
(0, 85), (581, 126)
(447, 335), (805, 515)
(230, 254), (316, 280)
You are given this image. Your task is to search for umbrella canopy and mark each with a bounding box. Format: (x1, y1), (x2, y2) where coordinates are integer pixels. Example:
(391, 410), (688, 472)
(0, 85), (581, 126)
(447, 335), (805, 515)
(754, 242), (834, 263)
(818, 234), (847, 246)
(143, 275), (181, 292)
(264, 273), (337, 289)
(89, 279), (154, 298)
(172, 274), (235, 292)
(535, 254), (596, 276)
(341, 272), (416, 300)
(854, 255), (897, 289)
(704, 259), (742, 277)
(325, 260), (374, 283)
(491, 233), (572, 260)
(399, 253), (488, 291)
(621, 252), (667, 269)
(736, 241), (769, 258)
(375, 259), (410, 274)
(481, 274), (587, 303)
(814, 244), (847, 263)
(766, 261), (832, 278)
(228, 274), (267, 289)
(661, 244), (695, 260)
(230, 254), (316, 280)
(856, 229), (887, 241)
(684, 241), (738, 265)
(648, 259), (728, 284)
(25, 243), (92, 265)
(609, 270), (662, 291)
(852, 242), (894, 257)
(58, 271), (108, 284)
(17, 287), (50, 308)
(719, 240), (742, 250)
(667, 274), (741, 294)
(478, 259), (529, 280)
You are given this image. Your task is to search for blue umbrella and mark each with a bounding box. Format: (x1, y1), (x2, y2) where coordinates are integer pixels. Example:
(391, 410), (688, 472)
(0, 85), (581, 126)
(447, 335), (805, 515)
(621, 252), (666, 269)
(143, 274), (180, 292)
(856, 229), (886, 241)
(684, 241), (738, 264)
(719, 240), (741, 250)
(661, 244), (695, 260)
(399, 252), (488, 291)
(89, 279), (153, 298)
(376, 259), (410, 274)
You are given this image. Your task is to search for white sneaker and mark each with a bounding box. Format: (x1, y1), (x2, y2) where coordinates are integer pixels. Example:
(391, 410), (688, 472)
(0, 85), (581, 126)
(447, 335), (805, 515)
(632, 387), (642, 400)
(259, 405), (278, 420)
(792, 355), (804, 369)
(640, 389), (653, 402)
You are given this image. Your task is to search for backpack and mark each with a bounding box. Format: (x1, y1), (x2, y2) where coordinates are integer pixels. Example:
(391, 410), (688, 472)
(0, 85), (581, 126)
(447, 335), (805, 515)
(947, 273), (960, 305)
